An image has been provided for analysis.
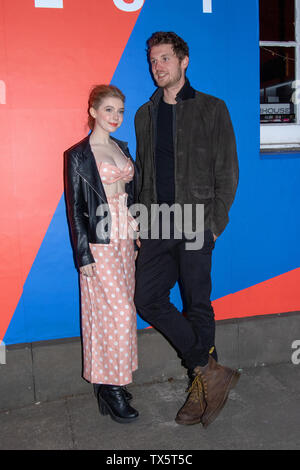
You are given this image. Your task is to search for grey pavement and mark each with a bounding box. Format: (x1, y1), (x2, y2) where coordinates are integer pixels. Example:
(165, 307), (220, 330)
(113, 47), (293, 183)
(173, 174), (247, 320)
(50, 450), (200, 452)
(1, 362), (300, 450)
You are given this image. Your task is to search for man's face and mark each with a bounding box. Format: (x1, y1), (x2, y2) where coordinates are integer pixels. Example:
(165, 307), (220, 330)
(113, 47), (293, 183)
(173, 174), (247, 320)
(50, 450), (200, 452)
(149, 43), (188, 89)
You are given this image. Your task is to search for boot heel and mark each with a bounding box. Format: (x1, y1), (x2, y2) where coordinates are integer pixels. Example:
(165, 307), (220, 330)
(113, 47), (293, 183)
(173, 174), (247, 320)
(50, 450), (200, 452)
(229, 370), (241, 390)
(98, 399), (109, 416)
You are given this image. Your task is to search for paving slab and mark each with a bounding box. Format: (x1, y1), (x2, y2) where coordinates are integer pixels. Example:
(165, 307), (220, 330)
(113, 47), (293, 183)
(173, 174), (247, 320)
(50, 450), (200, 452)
(238, 312), (300, 367)
(0, 400), (73, 450)
(1, 312), (299, 411)
(0, 345), (34, 410)
(32, 338), (90, 402)
(215, 319), (239, 368)
(1, 363), (299, 450)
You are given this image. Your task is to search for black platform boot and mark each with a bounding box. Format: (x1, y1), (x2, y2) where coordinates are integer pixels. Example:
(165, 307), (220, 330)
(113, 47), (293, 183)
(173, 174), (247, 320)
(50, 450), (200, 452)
(93, 384), (133, 402)
(95, 385), (139, 423)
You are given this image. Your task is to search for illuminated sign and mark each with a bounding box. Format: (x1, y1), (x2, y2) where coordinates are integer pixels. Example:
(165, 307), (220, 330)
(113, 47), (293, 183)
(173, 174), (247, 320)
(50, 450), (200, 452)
(34, 0), (212, 13)
(35, 0), (63, 7)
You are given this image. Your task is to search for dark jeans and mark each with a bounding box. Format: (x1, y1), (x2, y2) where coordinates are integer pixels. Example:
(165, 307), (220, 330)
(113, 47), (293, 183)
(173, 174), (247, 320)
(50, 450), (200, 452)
(134, 228), (217, 370)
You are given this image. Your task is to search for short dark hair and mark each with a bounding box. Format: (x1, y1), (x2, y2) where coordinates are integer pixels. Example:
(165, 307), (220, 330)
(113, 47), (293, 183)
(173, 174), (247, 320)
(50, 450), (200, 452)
(146, 31), (189, 61)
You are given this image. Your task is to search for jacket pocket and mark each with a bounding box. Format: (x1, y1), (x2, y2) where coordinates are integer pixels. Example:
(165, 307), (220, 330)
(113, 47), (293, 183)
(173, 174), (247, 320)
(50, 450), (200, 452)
(191, 186), (214, 199)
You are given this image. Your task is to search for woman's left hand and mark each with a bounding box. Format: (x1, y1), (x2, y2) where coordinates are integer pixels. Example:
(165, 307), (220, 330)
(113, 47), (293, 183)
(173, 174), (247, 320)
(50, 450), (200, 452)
(80, 262), (97, 277)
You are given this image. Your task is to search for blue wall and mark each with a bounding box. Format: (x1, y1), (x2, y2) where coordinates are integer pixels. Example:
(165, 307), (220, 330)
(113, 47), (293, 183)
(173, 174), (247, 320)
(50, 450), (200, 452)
(5, 0), (300, 344)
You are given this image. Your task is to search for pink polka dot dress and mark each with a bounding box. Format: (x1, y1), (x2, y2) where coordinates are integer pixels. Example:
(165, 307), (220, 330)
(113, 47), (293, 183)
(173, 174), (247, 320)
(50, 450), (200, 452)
(80, 158), (138, 386)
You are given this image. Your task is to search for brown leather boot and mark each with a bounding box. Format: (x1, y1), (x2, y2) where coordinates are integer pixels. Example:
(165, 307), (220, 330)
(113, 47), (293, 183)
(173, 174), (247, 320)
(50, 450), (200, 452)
(175, 371), (208, 425)
(198, 355), (240, 428)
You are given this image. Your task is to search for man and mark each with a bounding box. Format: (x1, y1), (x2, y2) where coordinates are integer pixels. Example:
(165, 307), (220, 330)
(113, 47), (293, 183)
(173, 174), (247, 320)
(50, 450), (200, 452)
(134, 31), (239, 427)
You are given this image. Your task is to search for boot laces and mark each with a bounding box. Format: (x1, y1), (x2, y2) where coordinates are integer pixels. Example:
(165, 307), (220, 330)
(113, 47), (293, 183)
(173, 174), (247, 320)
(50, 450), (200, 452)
(188, 373), (208, 402)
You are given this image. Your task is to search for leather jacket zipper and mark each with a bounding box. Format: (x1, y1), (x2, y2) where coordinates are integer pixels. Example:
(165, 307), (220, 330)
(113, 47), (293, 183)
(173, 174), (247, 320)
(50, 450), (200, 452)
(75, 170), (106, 204)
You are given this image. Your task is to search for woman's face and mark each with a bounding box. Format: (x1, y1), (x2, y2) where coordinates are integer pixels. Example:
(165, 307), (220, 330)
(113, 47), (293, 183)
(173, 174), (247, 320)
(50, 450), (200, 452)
(90, 96), (124, 134)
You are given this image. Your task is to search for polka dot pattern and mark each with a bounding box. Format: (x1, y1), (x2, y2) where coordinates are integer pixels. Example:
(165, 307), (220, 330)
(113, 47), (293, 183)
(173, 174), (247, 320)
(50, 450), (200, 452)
(80, 194), (138, 386)
(98, 159), (134, 184)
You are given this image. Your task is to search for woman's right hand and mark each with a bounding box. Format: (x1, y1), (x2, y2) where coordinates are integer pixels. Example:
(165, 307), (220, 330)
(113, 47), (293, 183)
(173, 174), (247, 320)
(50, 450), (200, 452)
(80, 262), (97, 277)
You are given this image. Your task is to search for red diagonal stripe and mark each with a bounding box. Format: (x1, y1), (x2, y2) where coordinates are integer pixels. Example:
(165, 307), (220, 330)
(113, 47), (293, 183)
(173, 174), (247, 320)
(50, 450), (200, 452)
(0, 0), (142, 341)
(213, 268), (300, 320)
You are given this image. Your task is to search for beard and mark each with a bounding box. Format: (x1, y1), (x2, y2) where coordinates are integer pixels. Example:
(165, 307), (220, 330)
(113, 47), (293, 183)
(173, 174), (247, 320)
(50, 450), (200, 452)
(156, 67), (183, 89)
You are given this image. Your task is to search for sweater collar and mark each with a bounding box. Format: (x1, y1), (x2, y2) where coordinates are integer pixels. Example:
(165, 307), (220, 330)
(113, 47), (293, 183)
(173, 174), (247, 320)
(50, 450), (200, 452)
(150, 78), (195, 105)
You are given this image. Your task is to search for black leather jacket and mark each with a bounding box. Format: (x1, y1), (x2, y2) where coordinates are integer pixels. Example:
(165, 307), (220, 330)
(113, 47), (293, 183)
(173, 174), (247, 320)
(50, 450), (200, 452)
(64, 135), (138, 268)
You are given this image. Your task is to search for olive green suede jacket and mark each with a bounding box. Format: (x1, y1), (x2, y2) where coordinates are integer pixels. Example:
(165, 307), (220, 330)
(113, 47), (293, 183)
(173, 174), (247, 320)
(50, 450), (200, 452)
(134, 79), (239, 237)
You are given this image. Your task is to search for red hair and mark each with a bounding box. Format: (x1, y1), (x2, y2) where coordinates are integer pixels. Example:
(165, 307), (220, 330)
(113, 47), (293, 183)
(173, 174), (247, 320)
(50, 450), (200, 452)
(88, 84), (125, 129)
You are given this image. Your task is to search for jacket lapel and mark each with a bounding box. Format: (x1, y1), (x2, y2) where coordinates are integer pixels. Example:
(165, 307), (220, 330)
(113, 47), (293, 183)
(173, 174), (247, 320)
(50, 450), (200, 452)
(76, 135), (135, 204)
(110, 136), (136, 164)
(77, 136), (107, 203)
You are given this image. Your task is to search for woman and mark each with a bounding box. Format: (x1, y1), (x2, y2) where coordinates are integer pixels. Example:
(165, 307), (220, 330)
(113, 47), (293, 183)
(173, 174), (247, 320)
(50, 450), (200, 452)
(64, 85), (139, 423)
